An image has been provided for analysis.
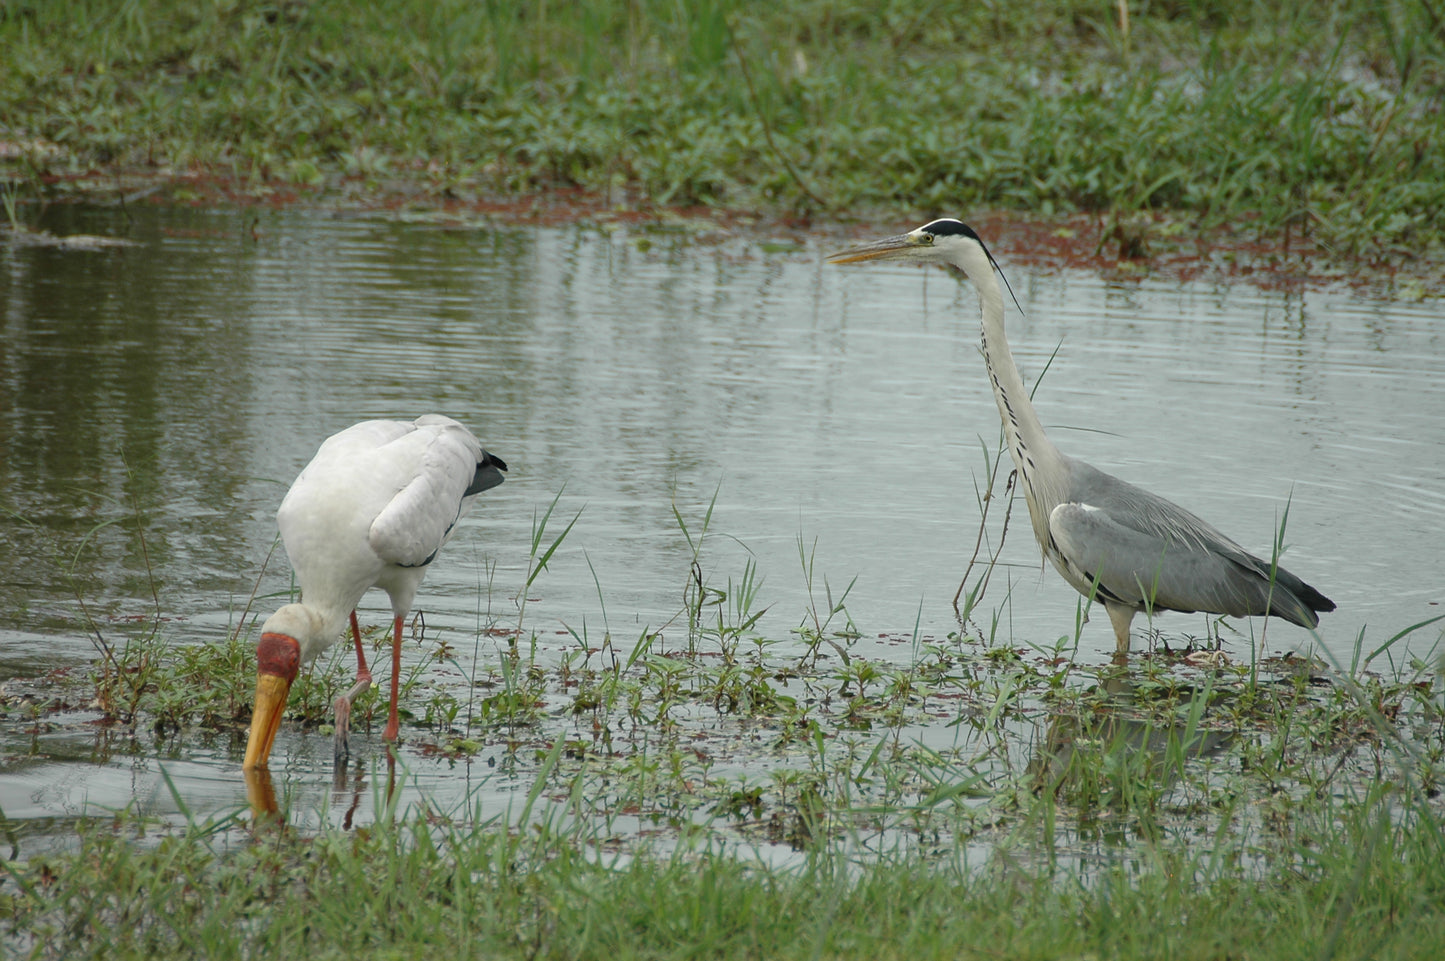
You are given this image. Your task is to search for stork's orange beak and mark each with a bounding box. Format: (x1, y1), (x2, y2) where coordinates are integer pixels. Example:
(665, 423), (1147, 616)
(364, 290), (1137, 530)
(243, 632), (301, 770)
(243, 672), (291, 769)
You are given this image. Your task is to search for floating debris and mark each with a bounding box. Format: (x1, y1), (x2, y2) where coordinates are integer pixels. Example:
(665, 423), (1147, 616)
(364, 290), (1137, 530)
(1, 225), (138, 250)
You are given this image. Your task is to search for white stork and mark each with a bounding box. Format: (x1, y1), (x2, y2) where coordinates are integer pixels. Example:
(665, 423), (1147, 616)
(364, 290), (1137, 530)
(243, 415), (507, 770)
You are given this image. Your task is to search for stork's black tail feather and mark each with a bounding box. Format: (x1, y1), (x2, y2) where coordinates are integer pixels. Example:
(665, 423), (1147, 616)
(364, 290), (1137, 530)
(467, 450), (509, 496)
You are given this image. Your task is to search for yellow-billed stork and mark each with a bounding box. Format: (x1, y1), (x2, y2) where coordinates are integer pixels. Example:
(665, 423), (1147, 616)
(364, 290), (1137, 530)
(243, 415), (506, 769)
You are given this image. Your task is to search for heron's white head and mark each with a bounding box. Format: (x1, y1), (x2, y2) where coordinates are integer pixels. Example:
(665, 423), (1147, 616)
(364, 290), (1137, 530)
(828, 218), (1019, 312)
(827, 218), (991, 267)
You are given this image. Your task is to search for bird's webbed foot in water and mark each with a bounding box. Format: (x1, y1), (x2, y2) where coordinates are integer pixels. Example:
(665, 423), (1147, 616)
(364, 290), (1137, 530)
(332, 670), (374, 764)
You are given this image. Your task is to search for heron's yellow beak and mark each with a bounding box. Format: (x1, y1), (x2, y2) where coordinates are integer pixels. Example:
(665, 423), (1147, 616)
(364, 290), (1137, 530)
(826, 233), (919, 264)
(243, 672), (291, 770)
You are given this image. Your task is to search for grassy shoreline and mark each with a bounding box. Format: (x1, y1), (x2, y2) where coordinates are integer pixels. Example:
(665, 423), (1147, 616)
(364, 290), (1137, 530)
(5, 793), (1442, 960)
(3, 0), (1444, 258)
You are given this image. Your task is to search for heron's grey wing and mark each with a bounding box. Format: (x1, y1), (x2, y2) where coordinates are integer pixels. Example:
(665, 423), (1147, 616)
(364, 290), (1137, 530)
(1047, 502), (1296, 619)
(368, 425), (483, 568)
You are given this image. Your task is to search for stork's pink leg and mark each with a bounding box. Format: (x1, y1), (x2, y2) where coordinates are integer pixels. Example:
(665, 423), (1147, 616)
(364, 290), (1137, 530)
(333, 611), (375, 762)
(350, 611), (371, 677)
(384, 615), (403, 742)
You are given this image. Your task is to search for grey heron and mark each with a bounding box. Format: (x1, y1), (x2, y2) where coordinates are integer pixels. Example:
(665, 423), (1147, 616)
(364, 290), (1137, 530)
(829, 219), (1334, 652)
(244, 415), (507, 770)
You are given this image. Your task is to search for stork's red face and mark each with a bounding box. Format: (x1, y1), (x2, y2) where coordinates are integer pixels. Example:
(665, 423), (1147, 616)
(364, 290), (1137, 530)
(243, 632), (301, 769)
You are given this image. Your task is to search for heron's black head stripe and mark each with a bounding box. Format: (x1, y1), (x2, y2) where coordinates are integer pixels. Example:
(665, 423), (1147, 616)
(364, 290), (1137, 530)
(921, 219), (1007, 300)
(920, 218), (979, 241)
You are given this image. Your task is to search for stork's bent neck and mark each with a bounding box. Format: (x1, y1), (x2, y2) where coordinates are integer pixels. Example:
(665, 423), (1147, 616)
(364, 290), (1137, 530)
(259, 602), (351, 665)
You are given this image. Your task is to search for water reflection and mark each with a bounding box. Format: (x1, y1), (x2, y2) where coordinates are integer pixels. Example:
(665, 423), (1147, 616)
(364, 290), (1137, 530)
(243, 754), (389, 828)
(1027, 669), (1235, 810)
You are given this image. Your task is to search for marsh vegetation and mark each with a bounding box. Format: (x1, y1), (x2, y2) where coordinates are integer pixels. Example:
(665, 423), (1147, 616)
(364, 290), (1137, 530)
(2, 0), (1444, 255)
(3, 485), (1444, 957)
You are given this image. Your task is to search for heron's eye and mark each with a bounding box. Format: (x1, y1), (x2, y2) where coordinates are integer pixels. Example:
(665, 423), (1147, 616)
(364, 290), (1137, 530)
(920, 234), (934, 245)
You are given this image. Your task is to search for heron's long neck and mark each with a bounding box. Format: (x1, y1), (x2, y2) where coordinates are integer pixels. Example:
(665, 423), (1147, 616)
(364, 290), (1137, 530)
(957, 258), (1062, 537)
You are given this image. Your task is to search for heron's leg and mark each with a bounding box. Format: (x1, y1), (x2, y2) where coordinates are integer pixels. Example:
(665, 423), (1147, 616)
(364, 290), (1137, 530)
(333, 611), (375, 762)
(1105, 602), (1136, 654)
(383, 615), (403, 742)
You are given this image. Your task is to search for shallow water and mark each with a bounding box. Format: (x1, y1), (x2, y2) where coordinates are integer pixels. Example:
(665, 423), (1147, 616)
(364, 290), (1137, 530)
(1, 205), (1441, 846)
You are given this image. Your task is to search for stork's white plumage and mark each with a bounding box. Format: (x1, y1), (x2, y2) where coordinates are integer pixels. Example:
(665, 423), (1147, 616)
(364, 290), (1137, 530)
(243, 415), (507, 770)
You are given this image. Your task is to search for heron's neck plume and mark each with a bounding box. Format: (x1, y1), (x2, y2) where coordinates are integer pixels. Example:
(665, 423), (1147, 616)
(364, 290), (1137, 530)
(950, 248), (1059, 494)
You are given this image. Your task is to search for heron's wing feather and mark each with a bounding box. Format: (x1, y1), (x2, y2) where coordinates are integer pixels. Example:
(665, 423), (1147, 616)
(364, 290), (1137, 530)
(1048, 501), (1305, 620)
(368, 422), (485, 568)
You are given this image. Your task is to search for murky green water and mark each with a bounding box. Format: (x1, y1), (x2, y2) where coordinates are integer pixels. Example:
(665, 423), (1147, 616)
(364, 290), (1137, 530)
(2, 205), (1441, 850)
